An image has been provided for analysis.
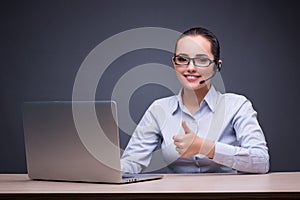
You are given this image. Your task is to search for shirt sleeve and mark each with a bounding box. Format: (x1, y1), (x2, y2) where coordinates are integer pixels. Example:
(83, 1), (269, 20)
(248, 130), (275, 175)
(121, 102), (161, 174)
(213, 99), (270, 173)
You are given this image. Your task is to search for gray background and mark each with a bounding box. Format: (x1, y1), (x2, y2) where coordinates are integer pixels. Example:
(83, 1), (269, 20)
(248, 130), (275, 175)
(1, 0), (299, 173)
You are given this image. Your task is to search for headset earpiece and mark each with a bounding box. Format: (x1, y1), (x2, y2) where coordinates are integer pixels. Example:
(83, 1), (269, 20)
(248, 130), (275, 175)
(217, 62), (222, 72)
(214, 62), (221, 72)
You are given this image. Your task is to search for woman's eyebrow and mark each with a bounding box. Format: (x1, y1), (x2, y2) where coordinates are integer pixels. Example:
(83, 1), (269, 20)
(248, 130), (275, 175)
(195, 54), (209, 57)
(175, 53), (209, 57)
(176, 53), (189, 56)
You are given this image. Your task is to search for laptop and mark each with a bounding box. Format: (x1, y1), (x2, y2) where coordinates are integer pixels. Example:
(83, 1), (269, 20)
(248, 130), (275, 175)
(23, 101), (163, 184)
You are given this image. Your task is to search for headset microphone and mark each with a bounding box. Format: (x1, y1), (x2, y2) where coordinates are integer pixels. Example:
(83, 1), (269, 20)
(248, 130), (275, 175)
(199, 63), (222, 85)
(199, 79), (208, 84)
(199, 72), (216, 84)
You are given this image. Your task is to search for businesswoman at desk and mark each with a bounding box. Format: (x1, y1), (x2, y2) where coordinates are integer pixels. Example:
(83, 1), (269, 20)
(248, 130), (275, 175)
(121, 27), (269, 174)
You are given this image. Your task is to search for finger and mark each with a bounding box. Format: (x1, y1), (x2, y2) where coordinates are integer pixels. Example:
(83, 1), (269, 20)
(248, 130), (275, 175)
(174, 141), (183, 149)
(182, 121), (191, 134)
(176, 147), (184, 154)
(173, 135), (183, 142)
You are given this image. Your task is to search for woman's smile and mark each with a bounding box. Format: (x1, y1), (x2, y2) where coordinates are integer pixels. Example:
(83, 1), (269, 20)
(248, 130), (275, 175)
(183, 74), (202, 82)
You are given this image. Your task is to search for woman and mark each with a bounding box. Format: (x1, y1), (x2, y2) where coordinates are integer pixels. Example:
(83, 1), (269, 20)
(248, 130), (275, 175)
(121, 27), (269, 174)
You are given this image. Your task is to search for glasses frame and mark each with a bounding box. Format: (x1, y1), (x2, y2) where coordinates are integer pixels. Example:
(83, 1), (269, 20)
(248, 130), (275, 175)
(173, 54), (216, 68)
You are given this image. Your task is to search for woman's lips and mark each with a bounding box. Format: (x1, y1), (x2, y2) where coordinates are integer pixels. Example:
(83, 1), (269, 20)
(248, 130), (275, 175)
(184, 74), (201, 82)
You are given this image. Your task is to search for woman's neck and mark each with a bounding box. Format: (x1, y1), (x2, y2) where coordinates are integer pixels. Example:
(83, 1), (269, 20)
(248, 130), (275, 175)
(182, 85), (210, 114)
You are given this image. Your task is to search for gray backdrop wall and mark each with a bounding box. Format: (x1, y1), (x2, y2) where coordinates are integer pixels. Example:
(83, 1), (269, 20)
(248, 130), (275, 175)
(1, 0), (299, 173)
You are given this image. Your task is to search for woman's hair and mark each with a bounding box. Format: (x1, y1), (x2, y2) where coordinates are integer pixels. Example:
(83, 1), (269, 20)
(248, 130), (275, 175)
(175, 27), (220, 64)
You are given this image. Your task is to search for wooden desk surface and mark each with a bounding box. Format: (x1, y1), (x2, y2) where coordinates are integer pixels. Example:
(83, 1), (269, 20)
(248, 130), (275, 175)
(0, 172), (299, 199)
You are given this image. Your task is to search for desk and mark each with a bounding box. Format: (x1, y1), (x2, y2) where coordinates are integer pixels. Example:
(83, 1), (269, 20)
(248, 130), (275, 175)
(0, 172), (299, 199)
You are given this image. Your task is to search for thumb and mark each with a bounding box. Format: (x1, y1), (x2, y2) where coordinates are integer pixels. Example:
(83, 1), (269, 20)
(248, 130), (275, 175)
(182, 121), (191, 134)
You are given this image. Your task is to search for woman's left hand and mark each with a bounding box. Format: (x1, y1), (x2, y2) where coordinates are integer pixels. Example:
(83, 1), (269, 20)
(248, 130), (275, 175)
(173, 121), (202, 158)
(173, 121), (215, 158)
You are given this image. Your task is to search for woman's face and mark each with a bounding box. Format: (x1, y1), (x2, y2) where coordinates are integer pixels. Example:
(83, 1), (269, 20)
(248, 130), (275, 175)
(173, 35), (216, 91)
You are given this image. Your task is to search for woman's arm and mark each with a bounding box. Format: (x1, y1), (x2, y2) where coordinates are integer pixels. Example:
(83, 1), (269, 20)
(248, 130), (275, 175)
(173, 98), (269, 174)
(121, 103), (161, 174)
(212, 99), (269, 173)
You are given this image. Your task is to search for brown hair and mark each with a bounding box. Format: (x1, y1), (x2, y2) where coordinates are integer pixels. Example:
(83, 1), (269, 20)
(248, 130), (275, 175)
(175, 27), (220, 64)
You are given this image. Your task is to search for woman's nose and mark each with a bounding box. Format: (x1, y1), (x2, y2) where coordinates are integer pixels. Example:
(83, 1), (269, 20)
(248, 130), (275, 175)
(186, 61), (197, 72)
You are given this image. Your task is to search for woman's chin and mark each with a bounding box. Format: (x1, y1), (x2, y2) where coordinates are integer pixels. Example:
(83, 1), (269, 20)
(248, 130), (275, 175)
(183, 84), (202, 91)
(182, 81), (209, 91)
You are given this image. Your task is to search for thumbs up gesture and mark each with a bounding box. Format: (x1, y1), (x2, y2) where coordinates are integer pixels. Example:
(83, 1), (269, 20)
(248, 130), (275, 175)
(173, 121), (215, 158)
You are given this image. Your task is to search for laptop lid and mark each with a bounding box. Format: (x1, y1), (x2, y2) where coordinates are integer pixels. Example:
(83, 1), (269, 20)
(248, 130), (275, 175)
(23, 101), (162, 183)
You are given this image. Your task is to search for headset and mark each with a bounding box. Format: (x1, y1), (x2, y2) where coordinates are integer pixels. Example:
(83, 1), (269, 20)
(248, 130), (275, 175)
(199, 61), (222, 84)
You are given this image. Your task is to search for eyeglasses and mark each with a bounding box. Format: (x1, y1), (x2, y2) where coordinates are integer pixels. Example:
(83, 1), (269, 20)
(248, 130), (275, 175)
(173, 55), (215, 68)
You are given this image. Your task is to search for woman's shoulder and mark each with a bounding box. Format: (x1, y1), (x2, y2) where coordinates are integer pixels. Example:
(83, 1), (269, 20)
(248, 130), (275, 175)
(221, 92), (253, 110)
(152, 94), (178, 106)
(142, 95), (178, 118)
(222, 92), (248, 102)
